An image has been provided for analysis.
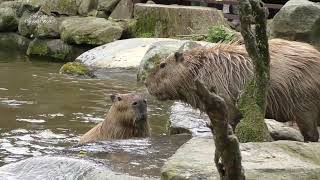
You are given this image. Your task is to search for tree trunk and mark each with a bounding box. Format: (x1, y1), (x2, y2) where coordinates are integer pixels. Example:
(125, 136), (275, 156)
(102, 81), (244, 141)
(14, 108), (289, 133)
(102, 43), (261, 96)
(193, 80), (245, 180)
(235, 0), (272, 142)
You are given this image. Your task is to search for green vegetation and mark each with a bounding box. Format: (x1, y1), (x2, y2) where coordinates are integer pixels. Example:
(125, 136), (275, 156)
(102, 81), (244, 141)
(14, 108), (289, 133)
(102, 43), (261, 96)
(59, 62), (90, 76)
(206, 25), (236, 43)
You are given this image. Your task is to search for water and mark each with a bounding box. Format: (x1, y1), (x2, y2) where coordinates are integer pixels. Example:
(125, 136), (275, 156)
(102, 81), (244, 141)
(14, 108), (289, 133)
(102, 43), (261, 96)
(0, 51), (190, 178)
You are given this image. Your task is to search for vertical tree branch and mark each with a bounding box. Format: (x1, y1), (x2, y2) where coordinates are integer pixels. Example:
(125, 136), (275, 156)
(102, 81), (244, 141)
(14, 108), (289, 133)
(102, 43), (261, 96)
(193, 80), (245, 180)
(235, 0), (272, 142)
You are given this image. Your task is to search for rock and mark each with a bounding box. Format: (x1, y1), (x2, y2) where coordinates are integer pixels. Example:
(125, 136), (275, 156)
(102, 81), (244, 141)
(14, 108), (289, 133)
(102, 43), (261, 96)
(162, 138), (320, 180)
(265, 119), (304, 142)
(0, 156), (143, 180)
(0, 32), (31, 51)
(271, 0), (320, 47)
(0, 1), (37, 17)
(78, 0), (98, 16)
(60, 17), (123, 45)
(137, 40), (203, 83)
(98, 0), (120, 15)
(0, 7), (18, 32)
(109, 0), (139, 20)
(18, 11), (60, 38)
(59, 62), (95, 77)
(133, 3), (228, 38)
(44, 0), (78, 15)
(168, 102), (212, 138)
(26, 38), (84, 61)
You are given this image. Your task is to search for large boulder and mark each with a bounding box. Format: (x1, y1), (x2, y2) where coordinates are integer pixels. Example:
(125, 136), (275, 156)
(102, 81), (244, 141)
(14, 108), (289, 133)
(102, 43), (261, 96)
(0, 32), (31, 51)
(18, 11), (60, 38)
(162, 138), (320, 180)
(0, 7), (18, 31)
(271, 0), (320, 47)
(60, 17), (123, 45)
(26, 38), (85, 61)
(133, 3), (228, 38)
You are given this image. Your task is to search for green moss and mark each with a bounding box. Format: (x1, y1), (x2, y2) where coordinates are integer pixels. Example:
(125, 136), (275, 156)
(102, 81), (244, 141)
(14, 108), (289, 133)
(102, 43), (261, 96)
(26, 40), (49, 56)
(140, 32), (153, 38)
(235, 80), (272, 143)
(206, 25), (236, 43)
(59, 62), (89, 76)
(133, 12), (158, 37)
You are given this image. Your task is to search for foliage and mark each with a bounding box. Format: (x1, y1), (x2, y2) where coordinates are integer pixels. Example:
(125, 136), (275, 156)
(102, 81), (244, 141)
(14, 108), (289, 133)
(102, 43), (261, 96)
(206, 25), (236, 43)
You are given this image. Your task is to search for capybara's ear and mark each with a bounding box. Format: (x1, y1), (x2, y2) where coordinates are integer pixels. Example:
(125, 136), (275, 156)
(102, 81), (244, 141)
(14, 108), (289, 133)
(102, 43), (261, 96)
(174, 52), (184, 63)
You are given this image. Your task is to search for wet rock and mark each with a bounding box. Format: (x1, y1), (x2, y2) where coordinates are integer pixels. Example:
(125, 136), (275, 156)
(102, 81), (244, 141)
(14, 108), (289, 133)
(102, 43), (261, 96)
(60, 17), (123, 45)
(0, 156), (143, 180)
(0, 7), (18, 32)
(0, 32), (31, 51)
(109, 0), (142, 20)
(133, 3), (228, 38)
(78, 0), (98, 16)
(271, 0), (320, 47)
(265, 119), (304, 142)
(98, 0), (120, 15)
(162, 138), (320, 180)
(26, 38), (82, 61)
(137, 40), (203, 83)
(18, 11), (60, 38)
(59, 62), (95, 77)
(168, 102), (212, 138)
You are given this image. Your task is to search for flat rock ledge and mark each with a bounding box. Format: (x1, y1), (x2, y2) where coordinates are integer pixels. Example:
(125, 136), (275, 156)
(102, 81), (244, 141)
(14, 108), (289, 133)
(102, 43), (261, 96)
(162, 138), (320, 180)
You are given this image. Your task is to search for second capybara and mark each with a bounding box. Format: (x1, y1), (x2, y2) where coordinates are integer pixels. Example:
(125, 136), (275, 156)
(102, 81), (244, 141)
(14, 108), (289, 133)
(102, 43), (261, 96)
(79, 93), (150, 144)
(146, 39), (320, 142)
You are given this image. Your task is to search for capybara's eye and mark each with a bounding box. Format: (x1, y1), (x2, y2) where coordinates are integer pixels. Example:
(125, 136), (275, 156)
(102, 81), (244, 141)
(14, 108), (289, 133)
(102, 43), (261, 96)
(117, 97), (122, 101)
(160, 62), (166, 69)
(132, 102), (138, 106)
(143, 100), (147, 104)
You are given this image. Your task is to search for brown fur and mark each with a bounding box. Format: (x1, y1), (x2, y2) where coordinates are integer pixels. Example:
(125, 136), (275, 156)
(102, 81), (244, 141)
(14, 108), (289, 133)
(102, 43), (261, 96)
(79, 93), (150, 144)
(146, 39), (320, 142)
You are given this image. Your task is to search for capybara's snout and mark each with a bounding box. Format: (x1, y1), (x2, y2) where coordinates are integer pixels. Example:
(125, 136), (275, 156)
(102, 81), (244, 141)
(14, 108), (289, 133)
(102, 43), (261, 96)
(132, 99), (147, 121)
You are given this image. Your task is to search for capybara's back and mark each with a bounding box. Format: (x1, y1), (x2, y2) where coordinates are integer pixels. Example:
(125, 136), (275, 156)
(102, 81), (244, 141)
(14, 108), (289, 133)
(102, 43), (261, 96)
(145, 38), (320, 142)
(79, 93), (150, 144)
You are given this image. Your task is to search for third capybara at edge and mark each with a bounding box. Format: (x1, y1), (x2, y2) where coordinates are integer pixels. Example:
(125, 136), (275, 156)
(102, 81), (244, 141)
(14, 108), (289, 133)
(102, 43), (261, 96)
(145, 39), (320, 142)
(79, 93), (150, 144)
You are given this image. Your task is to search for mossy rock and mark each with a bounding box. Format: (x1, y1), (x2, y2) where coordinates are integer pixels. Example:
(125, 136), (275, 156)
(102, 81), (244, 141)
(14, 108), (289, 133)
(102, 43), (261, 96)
(59, 62), (95, 77)
(0, 7), (18, 32)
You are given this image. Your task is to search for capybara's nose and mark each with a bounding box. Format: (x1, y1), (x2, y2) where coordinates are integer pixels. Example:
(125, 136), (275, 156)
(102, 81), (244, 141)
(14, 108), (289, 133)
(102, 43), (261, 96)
(132, 99), (147, 107)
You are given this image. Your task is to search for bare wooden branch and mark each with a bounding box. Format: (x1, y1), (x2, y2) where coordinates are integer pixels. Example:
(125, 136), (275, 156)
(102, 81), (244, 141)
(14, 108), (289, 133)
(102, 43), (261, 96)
(193, 80), (245, 180)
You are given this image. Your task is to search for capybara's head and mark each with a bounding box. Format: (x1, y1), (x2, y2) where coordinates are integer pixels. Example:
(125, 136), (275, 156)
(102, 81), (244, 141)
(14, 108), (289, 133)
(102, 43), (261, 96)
(145, 51), (196, 103)
(109, 93), (148, 127)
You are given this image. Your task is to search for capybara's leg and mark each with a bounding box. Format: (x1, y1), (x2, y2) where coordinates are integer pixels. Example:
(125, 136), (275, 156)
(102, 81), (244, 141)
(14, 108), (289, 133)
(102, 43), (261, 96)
(296, 111), (319, 142)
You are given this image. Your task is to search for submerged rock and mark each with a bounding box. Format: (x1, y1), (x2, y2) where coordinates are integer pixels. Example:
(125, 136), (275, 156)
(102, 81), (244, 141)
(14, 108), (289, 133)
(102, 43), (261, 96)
(133, 3), (228, 38)
(26, 38), (84, 61)
(59, 62), (95, 77)
(0, 7), (18, 32)
(162, 138), (320, 180)
(60, 17), (123, 45)
(0, 156), (143, 180)
(0, 32), (31, 51)
(271, 0), (320, 47)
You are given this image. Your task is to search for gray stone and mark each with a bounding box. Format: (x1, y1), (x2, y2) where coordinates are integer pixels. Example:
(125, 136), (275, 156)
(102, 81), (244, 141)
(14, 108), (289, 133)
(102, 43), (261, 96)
(0, 32), (31, 51)
(98, 0), (119, 14)
(271, 0), (320, 47)
(137, 40), (202, 83)
(26, 38), (83, 61)
(0, 7), (18, 31)
(168, 102), (212, 138)
(0, 156), (144, 180)
(60, 17), (123, 45)
(77, 0), (98, 16)
(44, 0), (78, 15)
(109, 0), (138, 20)
(133, 3), (228, 38)
(162, 138), (320, 180)
(265, 119), (304, 142)
(18, 11), (60, 38)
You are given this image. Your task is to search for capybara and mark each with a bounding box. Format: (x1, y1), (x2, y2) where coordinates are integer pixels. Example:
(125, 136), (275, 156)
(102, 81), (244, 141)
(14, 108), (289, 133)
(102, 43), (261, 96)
(145, 39), (320, 142)
(79, 93), (150, 144)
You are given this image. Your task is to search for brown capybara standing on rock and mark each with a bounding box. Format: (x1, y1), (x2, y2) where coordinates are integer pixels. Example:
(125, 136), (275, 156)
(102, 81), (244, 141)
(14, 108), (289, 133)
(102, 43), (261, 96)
(146, 39), (320, 142)
(79, 93), (150, 144)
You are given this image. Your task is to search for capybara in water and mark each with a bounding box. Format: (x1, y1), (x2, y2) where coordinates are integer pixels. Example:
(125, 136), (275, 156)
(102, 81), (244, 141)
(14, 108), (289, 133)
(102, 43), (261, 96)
(79, 93), (150, 144)
(145, 39), (320, 142)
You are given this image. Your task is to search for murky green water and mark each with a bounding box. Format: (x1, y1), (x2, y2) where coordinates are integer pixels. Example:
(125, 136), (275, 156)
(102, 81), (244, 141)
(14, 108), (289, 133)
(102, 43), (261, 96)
(0, 51), (190, 178)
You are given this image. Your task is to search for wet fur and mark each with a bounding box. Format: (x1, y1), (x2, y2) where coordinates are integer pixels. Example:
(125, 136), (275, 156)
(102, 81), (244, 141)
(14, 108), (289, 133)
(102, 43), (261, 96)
(79, 93), (150, 144)
(146, 39), (320, 142)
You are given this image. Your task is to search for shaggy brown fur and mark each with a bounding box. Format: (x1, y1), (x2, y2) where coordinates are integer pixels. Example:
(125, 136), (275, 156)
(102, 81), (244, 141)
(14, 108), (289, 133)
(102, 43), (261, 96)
(79, 93), (150, 144)
(146, 39), (320, 142)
